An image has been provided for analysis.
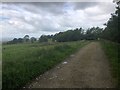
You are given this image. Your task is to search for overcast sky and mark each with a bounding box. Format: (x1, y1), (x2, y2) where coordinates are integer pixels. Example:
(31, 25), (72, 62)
(0, 1), (117, 41)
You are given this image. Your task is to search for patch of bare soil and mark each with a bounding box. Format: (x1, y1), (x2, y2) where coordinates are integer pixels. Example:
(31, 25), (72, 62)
(25, 42), (115, 88)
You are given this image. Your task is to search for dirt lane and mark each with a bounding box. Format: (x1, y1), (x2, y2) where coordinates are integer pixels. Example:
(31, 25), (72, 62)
(26, 42), (115, 88)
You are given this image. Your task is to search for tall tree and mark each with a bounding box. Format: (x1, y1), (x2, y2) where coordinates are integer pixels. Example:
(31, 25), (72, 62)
(30, 37), (37, 43)
(23, 35), (29, 42)
(85, 27), (103, 40)
(39, 35), (48, 42)
(102, 1), (120, 43)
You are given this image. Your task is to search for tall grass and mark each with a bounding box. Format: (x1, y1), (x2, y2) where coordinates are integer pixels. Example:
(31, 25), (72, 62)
(2, 41), (89, 89)
(100, 40), (120, 87)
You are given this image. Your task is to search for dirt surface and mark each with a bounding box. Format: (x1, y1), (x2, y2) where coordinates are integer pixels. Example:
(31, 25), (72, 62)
(26, 42), (115, 88)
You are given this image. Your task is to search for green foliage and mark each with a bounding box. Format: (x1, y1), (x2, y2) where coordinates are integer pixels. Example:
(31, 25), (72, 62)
(102, 2), (120, 43)
(52, 27), (103, 42)
(39, 35), (49, 42)
(53, 28), (84, 42)
(85, 27), (103, 40)
(2, 41), (89, 89)
(30, 37), (37, 43)
(100, 40), (120, 87)
(23, 35), (30, 42)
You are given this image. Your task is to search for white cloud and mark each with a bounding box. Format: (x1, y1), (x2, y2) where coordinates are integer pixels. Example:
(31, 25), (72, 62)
(1, 2), (116, 41)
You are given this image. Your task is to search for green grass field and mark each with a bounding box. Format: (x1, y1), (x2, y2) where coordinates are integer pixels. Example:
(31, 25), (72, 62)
(2, 40), (89, 89)
(100, 40), (120, 87)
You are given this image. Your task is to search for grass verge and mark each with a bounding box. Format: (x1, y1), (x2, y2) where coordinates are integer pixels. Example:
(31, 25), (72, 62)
(2, 41), (89, 90)
(100, 40), (120, 88)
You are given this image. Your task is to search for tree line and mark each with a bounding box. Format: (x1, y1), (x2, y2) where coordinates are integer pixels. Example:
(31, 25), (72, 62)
(52, 27), (103, 42)
(7, 35), (37, 44)
(7, 27), (103, 44)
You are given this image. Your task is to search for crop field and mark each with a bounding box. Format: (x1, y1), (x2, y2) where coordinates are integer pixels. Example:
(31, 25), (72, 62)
(2, 40), (89, 89)
(100, 40), (120, 87)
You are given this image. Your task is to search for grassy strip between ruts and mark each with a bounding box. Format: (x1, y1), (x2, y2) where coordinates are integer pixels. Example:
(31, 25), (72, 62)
(100, 40), (120, 88)
(2, 40), (90, 90)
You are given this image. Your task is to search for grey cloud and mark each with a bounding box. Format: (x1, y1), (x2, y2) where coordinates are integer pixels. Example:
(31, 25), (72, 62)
(25, 2), (99, 15)
(17, 2), (66, 15)
(73, 2), (99, 10)
(83, 2), (116, 18)
(3, 2), (114, 17)
(28, 2), (65, 14)
(1, 2), (116, 40)
(98, 2), (117, 14)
